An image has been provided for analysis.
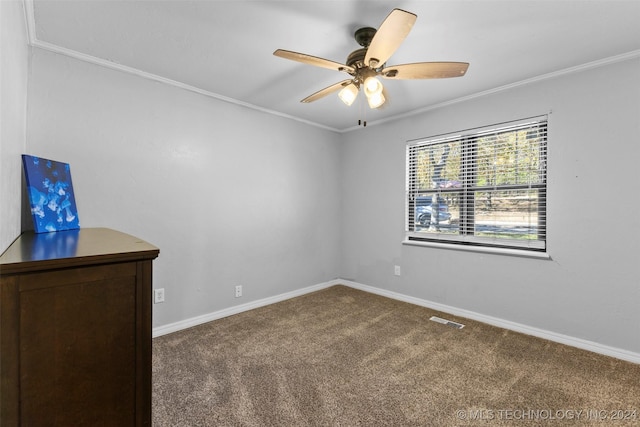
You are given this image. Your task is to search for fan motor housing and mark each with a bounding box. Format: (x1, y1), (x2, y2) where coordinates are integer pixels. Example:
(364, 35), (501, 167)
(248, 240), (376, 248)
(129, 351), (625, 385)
(348, 27), (383, 71)
(346, 48), (367, 69)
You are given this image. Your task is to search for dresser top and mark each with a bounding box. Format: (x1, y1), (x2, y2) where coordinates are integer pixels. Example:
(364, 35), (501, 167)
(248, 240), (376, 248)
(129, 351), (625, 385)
(0, 228), (159, 274)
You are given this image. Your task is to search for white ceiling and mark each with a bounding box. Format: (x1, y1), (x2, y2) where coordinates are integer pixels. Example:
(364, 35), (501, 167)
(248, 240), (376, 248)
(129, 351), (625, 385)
(27, 0), (640, 132)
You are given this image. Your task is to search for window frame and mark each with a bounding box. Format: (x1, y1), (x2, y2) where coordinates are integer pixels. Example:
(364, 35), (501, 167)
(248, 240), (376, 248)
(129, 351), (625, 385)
(405, 116), (548, 255)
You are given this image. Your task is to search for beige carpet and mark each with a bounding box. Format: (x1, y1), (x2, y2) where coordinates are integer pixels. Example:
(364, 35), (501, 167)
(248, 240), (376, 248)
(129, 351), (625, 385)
(152, 285), (640, 426)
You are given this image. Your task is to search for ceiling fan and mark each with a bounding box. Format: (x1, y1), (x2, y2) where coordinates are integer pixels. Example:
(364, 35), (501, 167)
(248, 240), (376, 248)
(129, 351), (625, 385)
(274, 8), (469, 114)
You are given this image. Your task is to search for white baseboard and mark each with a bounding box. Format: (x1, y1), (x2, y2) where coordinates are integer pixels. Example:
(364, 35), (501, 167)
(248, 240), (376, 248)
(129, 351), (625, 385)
(340, 280), (640, 365)
(152, 279), (339, 338)
(152, 278), (640, 365)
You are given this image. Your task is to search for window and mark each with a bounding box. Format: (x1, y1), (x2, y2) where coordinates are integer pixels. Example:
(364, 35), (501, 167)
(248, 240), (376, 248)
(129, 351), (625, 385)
(406, 116), (547, 252)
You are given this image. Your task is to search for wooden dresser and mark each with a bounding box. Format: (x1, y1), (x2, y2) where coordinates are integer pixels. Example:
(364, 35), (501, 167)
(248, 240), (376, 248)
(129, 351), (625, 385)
(0, 228), (159, 426)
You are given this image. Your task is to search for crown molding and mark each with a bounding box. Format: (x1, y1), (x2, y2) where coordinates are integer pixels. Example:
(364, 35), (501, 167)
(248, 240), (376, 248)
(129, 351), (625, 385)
(32, 38), (342, 134)
(23, 0), (640, 134)
(21, 0), (341, 133)
(355, 49), (640, 132)
(22, 0), (36, 43)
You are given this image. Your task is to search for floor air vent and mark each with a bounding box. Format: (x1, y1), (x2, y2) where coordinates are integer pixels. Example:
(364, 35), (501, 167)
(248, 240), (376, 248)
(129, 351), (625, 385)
(430, 316), (465, 329)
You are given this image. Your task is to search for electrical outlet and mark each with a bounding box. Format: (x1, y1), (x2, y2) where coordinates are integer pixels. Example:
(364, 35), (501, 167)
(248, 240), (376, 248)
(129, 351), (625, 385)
(235, 285), (242, 298)
(394, 265), (401, 276)
(154, 288), (165, 304)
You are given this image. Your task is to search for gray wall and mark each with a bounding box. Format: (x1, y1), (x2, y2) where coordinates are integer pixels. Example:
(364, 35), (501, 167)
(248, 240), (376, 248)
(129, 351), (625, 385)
(26, 49), (343, 328)
(0, 0), (29, 252)
(340, 58), (640, 354)
(4, 1), (639, 356)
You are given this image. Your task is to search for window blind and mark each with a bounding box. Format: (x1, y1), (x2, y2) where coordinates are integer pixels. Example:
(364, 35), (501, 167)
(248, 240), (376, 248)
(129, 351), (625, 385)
(406, 116), (548, 251)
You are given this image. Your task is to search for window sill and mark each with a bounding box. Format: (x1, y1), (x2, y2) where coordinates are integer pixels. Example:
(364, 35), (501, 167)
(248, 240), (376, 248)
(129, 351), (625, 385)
(402, 239), (551, 260)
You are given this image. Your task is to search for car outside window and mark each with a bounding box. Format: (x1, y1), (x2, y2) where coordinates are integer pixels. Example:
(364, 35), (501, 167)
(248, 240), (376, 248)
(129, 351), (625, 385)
(406, 116), (548, 252)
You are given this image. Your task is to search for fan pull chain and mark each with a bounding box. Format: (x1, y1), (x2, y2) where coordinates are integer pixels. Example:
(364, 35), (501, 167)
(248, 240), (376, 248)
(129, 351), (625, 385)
(362, 101), (367, 126)
(358, 93), (367, 127)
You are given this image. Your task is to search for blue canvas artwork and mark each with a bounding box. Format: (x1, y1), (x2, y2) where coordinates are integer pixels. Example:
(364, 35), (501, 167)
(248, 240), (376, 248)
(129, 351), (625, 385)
(22, 154), (80, 233)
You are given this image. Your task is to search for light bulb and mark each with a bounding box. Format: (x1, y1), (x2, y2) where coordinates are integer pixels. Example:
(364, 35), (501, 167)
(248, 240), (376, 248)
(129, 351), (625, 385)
(363, 76), (383, 97)
(367, 91), (386, 109)
(338, 83), (358, 106)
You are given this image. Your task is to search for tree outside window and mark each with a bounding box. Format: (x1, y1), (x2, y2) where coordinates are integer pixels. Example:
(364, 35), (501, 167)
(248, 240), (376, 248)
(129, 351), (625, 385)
(406, 117), (547, 252)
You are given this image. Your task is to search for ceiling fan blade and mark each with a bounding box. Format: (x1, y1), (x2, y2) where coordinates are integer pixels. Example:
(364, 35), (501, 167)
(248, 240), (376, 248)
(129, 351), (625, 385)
(274, 49), (355, 74)
(364, 9), (417, 69)
(381, 62), (469, 79)
(301, 79), (353, 103)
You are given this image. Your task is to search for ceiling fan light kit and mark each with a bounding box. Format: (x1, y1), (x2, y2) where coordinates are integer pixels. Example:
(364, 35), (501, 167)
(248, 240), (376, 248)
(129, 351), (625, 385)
(366, 91), (386, 109)
(363, 76), (383, 97)
(274, 8), (469, 123)
(338, 83), (359, 106)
